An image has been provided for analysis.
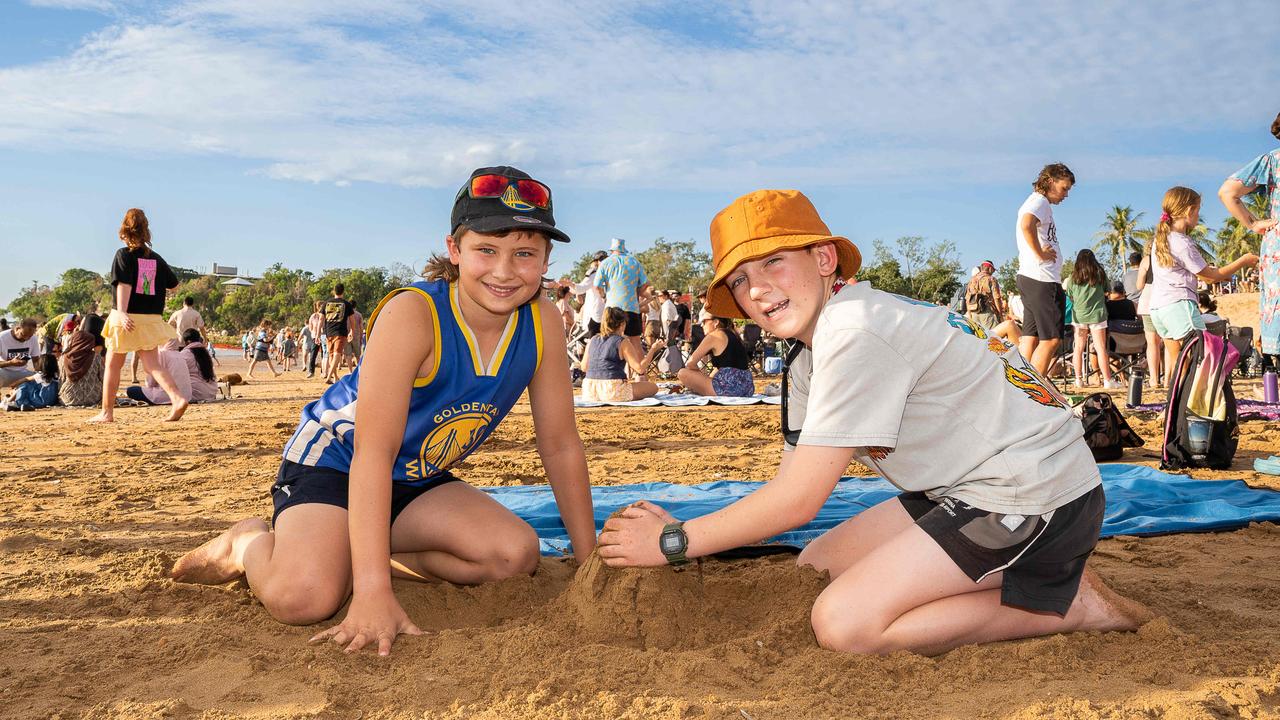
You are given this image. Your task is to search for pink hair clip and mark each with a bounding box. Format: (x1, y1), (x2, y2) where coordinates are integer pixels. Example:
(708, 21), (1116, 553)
(1160, 212), (1171, 222)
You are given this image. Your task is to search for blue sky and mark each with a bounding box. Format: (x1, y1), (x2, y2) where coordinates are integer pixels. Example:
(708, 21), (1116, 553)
(3, 0), (1279, 307)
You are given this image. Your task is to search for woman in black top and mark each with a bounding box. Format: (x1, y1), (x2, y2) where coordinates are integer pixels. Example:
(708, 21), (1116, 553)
(677, 309), (755, 397)
(90, 208), (188, 423)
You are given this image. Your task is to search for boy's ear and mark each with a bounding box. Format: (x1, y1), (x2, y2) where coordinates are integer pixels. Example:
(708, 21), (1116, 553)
(811, 241), (840, 276)
(445, 234), (463, 265)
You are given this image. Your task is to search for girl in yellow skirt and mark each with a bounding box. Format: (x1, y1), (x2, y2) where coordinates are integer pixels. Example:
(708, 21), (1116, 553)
(90, 208), (188, 422)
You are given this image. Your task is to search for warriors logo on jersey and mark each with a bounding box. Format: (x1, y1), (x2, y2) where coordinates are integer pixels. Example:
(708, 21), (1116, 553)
(407, 403), (498, 478)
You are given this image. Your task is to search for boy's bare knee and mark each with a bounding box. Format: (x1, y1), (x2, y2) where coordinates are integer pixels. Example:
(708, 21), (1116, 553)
(476, 527), (540, 581)
(810, 598), (886, 655)
(260, 584), (345, 626)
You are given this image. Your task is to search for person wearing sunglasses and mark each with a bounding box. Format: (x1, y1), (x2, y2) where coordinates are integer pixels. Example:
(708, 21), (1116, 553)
(172, 166), (596, 657)
(599, 189), (1151, 656)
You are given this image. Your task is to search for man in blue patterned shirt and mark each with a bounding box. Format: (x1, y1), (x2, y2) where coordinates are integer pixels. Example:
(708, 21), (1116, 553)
(594, 237), (653, 366)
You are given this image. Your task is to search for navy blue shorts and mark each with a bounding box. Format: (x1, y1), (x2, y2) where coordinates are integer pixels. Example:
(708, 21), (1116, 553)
(270, 459), (461, 526)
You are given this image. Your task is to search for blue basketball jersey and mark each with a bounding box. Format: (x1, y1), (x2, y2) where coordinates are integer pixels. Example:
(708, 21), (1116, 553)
(282, 280), (544, 486)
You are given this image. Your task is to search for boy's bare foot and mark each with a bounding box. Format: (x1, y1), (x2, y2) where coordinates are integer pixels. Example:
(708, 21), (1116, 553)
(87, 412), (114, 423)
(171, 518), (269, 584)
(1073, 566), (1156, 632)
(165, 398), (189, 422)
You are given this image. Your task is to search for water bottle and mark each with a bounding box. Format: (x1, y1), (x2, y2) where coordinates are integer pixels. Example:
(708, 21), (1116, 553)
(1126, 368), (1144, 408)
(1265, 371), (1279, 404)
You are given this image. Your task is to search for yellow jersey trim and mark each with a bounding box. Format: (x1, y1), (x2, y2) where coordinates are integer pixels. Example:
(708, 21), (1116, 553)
(530, 300), (544, 374)
(366, 286), (441, 388)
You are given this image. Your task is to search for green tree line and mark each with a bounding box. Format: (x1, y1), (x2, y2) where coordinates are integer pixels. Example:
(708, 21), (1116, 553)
(3, 263), (418, 336)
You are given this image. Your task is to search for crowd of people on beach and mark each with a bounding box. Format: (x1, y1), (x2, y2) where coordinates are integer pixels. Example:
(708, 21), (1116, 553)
(5, 110), (1280, 662)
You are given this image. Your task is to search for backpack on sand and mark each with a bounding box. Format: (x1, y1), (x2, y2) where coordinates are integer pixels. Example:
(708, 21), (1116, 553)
(1161, 330), (1240, 470)
(1079, 392), (1143, 462)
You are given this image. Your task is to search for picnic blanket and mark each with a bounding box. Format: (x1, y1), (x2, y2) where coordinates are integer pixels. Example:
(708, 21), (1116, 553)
(483, 464), (1280, 555)
(574, 392), (781, 408)
(1128, 399), (1280, 421)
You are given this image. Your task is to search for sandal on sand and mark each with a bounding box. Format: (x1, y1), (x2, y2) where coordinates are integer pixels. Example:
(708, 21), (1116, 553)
(1254, 457), (1280, 475)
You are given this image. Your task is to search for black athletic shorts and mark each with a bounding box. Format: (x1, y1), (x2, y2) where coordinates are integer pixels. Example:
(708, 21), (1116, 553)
(1016, 275), (1066, 340)
(622, 310), (643, 337)
(899, 484), (1104, 616)
(586, 318), (601, 338)
(270, 459), (461, 526)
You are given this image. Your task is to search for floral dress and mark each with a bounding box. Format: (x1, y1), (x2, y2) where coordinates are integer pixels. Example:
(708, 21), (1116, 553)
(1230, 149), (1280, 355)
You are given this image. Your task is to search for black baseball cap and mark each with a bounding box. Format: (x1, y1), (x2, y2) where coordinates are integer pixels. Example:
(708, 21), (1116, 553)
(450, 166), (571, 243)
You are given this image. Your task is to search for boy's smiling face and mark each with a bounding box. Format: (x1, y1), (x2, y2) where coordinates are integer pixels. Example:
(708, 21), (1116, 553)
(724, 242), (840, 345)
(448, 229), (550, 318)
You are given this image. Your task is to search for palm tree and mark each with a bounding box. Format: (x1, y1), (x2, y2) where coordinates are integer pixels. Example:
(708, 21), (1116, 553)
(1093, 206), (1145, 279)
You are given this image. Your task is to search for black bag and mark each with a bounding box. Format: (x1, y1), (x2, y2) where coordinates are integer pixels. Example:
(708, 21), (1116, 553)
(1160, 331), (1239, 470)
(1080, 392), (1143, 461)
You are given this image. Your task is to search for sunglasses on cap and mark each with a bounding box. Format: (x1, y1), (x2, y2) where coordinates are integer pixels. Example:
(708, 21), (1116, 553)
(780, 340), (805, 445)
(459, 173), (552, 210)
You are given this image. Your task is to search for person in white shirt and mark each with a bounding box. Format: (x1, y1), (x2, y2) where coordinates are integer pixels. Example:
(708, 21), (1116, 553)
(1015, 163), (1074, 378)
(0, 319), (41, 388)
(168, 296), (205, 339)
(660, 291), (680, 343)
(562, 250), (607, 337)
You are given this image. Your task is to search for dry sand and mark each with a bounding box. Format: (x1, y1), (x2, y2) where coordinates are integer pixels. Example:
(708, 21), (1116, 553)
(2, 355), (1279, 719)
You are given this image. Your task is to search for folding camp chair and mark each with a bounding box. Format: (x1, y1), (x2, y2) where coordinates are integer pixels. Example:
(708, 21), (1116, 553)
(1227, 325), (1256, 378)
(740, 323), (766, 374)
(1107, 319), (1147, 383)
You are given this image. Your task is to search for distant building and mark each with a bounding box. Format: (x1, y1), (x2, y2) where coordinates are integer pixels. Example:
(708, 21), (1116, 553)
(211, 263), (239, 278)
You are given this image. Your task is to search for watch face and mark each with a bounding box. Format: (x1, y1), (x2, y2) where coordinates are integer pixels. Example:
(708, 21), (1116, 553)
(660, 534), (681, 553)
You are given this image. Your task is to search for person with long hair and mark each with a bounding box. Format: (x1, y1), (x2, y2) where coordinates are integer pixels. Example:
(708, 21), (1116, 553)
(1064, 249), (1117, 388)
(59, 313), (106, 406)
(1140, 187), (1258, 386)
(1219, 111), (1280, 365)
(125, 327), (218, 405)
(581, 306), (666, 402)
(677, 309), (754, 397)
(172, 166), (595, 657)
(89, 208), (188, 422)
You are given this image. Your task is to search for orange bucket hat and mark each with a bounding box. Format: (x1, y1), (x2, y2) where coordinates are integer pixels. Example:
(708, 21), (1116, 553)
(704, 190), (861, 318)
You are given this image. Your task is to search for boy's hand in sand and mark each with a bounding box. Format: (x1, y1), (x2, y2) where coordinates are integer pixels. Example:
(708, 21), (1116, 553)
(309, 590), (422, 656)
(597, 501), (677, 568)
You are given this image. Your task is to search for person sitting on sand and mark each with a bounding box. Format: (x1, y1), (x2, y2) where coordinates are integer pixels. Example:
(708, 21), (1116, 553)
(58, 314), (106, 407)
(581, 307), (666, 402)
(127, 328), (219, 406)
(172, 165), (596, 657)
(676, 308), (754, 397)
(598, 189), (1152, 656)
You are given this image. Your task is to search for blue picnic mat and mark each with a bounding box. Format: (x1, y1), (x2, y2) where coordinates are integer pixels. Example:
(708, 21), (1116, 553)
(481, 464), (1280, 555)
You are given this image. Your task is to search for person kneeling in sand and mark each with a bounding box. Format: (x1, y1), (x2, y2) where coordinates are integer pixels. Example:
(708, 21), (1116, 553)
(172, 166), (597, 656)
(676, 308), (754, 397)
(598, 190), (1152, 656)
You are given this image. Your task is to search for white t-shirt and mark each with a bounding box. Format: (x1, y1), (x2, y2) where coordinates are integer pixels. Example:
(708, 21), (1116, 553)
(570, 268), (605, 327)
(661, 299), (679, 325)
(1015, 192), (1062, 282)
(0, 329), (41, 368)
(168, 306), (204, 336)
(784, 281), (1099, 516)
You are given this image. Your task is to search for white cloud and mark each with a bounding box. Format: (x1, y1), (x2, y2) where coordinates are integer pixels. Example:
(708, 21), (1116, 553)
(2, 0), (1278, 190)
(27, 0), (115, 10)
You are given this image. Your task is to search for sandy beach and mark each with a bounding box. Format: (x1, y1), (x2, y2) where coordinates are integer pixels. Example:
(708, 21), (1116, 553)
(2, 351), (1279, 719)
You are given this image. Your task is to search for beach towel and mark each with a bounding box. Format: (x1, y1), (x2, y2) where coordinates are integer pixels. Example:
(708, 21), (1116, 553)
(484, 464), (1280, 555)
(573, 392), (780, 408)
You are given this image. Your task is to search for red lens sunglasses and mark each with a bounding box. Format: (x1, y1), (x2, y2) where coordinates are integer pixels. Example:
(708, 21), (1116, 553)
(463, 174), (552, 209)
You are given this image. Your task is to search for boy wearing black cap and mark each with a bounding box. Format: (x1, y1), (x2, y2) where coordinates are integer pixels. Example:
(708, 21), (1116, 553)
(173, 166), (596, 657)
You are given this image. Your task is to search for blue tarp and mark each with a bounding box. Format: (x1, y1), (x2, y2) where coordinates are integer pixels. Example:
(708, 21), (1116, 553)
(482, 464), (1280, 556)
